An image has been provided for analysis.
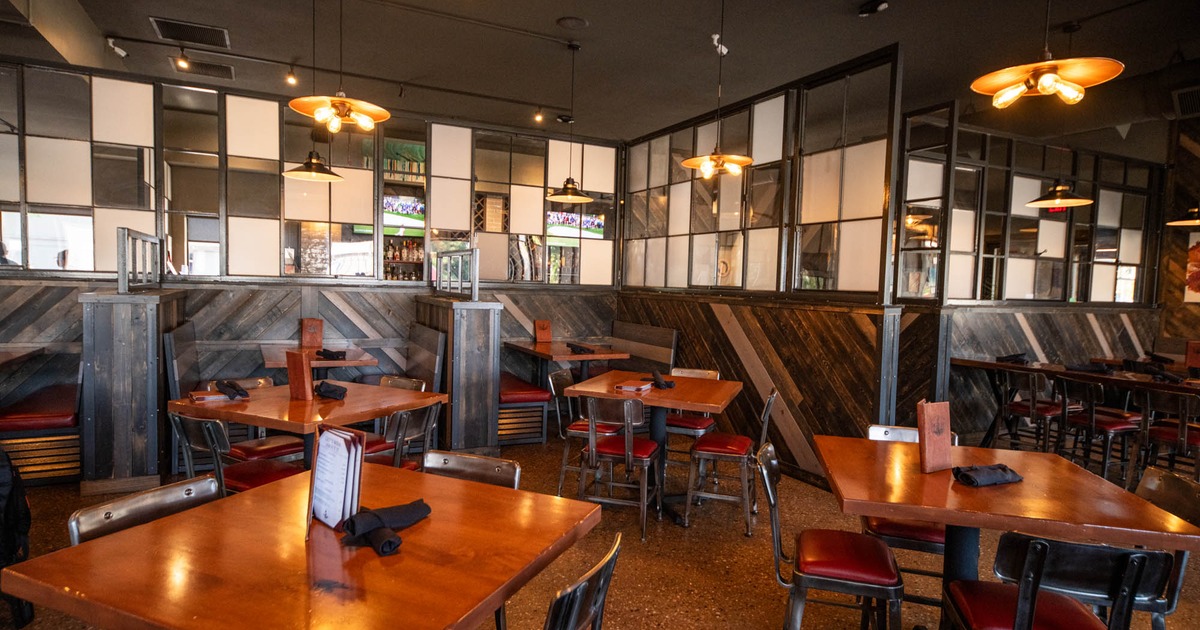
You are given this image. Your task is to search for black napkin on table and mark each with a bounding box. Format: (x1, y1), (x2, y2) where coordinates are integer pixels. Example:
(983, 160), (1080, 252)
(215, 380), (249, 400)
(316, 348), (347, 360)
(1148, 353), (1176, 365)
(566, 342), (595, 355)
(1065, 363), (1112, 374)
(649, 369), (675, 389)
(342, 500), (432, 556)
(314, 381), (347, 400)
(952, 464), (1023, 487)
(995, 353), (1030, 365)
(1149, 367), (1184, 384)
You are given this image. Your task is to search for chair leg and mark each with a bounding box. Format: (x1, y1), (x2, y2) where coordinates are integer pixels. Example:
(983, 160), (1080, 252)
(639, 461), (648, 542)
(557, 438), (573, 496)
(887, 596), (901, 630)
(494, 604), (506, 630)
(683, 455), (699, 528)
(740, 458), (753, 537)
(785, 586), (806, 630)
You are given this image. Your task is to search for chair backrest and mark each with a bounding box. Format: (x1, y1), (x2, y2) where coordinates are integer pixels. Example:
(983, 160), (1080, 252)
(1136, 467), (1200, 527)
(379, 375), (427, 392)
(422, 449), (520, 489)
(992, 532), (1174, 628)
(68, 475), (221, 546)
(1054, 374), (1106, 423)
(867, 424), (960, 445)
(585, 397), (645, 469)
(543, 533), (622, 630)
(383, 402), (442, 466)
(755, 442), (792, 589)
(201, 377), (275, 391)
(757, 389), (779, 448)
(547, 368), (575, 398)
(670, 367), (719, 380)
(163, 321), (200, 400)
(168, 413), (234, 494)
(607, 320), (678, 373)
(1140, 388), (1200, 427)
(406, 323), (446, 393)
(999, 368), (1052, 408)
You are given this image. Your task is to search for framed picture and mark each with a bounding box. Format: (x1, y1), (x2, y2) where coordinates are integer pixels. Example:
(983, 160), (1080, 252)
(1186, 233), (1200, 302)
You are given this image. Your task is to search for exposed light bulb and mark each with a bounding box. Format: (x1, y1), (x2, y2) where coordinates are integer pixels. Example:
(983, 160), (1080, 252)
(699, 159), (716, 180)
(992, 82), (1027, 109)
(286, 68), (298, 86)
(175, 49), (190, 70)
(326, 115), (342, 133)
(534, 108), (544, 123)
(313, 106), (335, 123)
(1054, 78), (1085, 104)
(725, 162), (742, 176)
(350, 111), (374, 131)
(1036, 71), (1060, 95)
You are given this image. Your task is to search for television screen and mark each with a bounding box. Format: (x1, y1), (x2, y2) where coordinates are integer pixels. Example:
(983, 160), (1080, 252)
(383, 195), (425, 228)
(547, 211), (605, 239)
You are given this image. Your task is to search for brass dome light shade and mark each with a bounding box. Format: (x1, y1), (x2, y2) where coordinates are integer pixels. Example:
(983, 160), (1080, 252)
(546, 177), (592, 203)
(1166, 207), (1200, 227)
(283, 150), (343, 182)
(1025, 180), (1092, 211)
(684, 0), (752, 179)
(289, 92), (390, 133)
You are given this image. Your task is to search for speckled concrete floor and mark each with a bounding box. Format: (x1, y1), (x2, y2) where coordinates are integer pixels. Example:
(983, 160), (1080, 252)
(4, 434), (1198, 629)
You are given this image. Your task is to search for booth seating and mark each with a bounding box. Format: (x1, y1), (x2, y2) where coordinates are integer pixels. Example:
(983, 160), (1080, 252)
(605, 320), (679, 374)
(0, 381), (81, 484)
(499, 371), (552, 445)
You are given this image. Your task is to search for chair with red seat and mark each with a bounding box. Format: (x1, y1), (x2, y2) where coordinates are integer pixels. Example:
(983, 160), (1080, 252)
(756, 442), (904, 629)
(1136, 388), (1200, 482)
(1130, 467), (1199, 630)
(363, 402), (442, 470)
(664, 368), (719, 468)
(1055, 374), (1141, 484)
(946, 532), (1174, 630)
(998, 368), (1072, 452)
(683, 388), (778, 536)
(198, 377), (305, 463)
(169, 413), (305, 496)
(579, 396), (661, 542)
(549, 369), (623, 497)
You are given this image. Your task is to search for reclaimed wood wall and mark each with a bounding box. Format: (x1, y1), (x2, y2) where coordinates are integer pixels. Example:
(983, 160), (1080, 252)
(1157, 119), (1200, 350)
(486, 288), (617, 379)
(0, 280), (96, 407)
(894, 308), (941, 426)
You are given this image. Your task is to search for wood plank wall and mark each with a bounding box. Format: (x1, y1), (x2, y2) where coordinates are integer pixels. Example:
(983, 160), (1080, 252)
(895, 308), (941, 426)
(486, 289), (616, 380)
(0, 281), (96, 407)
(1157, 119), (1200, 350)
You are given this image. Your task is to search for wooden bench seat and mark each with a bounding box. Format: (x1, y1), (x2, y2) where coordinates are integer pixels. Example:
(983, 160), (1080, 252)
(499, 372), (551, 445)
(0, 383), (81, 484)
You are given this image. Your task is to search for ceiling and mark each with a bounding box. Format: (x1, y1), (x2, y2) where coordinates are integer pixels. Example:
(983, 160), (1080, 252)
(3, 0), (1200, 158)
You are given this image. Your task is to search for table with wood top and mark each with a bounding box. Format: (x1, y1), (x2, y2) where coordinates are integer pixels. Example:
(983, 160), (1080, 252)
(503, 339), (631, 385)
(168, 380), (446, 465)
(1, 464), (601, 629)
(814, 435), (1200, 594)
(260, 344), (378, 379)
(564, 369), (743, 520)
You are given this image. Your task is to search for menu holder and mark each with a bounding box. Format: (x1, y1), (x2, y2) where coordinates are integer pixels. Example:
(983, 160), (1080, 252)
(307, 426), (365, 534)
(534, 320), (552, 344)
(916, 399), (953, 474)
(301, 318), (324, 348)
(286, 350), (314, 401)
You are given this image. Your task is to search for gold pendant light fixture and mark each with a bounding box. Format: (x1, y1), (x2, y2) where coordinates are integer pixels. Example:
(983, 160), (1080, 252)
(288, 0), (390, 134)
(1025, 180), (1092, 210)
(1166, 206), (1200, 227)
(682, 0), (752, 179)
(546, 42), (593, 204)
(971, 0), (1123, 110)
(284, 0), (342, 182)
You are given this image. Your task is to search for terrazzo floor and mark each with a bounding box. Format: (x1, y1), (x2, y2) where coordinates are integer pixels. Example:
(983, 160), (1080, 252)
(3, 433), (1197, 629)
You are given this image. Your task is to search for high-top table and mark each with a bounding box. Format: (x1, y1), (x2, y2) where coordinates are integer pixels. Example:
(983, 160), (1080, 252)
(503, 339), (630, 385)
(1, 464), (601, 629)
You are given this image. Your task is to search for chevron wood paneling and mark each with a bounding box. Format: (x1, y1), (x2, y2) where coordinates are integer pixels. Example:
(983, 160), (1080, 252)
(0, 281), (96, 407)
(488, 289), (616, 379)
(895, 309), (940, 426)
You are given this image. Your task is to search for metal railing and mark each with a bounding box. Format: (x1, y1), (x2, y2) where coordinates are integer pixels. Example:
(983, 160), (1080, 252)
(433, 248), (479, 301)
(117, 228), (161, 293)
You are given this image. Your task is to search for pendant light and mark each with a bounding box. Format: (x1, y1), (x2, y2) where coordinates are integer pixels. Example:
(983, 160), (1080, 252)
(285, 0), (342, 182)
(681, 0), (752, 179)
(288, 0), (390, 134)
(971, 0), (1122, 110)
(1026, 180), (1091, 210)
(1166, 206), (1200, 227)
(546, 42), (592, 204)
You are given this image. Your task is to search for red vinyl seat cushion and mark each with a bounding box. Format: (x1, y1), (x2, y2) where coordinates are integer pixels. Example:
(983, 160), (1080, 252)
(1065, 408), (1140, 432)
(361, 431), (392, 454)
(222, 459), (305, 493)
(1149, 424), (1200, 446)
(863, 516), (946, 544)
(363, 452), (420, 469)
(0, 384), (79, 432)
(499, 372), (553, 404)
(947, 581), (1106, 630)
(666, 413), (716, 432)
(227, 435), (304, 460)
(565, 420), (622, 436)
(586, 435), (658, 460)
(692, 432), (752, 457)
(1007, 400), (1075, 418)
(795, 529), (900, 586)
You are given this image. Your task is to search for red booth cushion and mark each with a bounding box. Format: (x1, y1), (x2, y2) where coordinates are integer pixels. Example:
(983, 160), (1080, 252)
(0, 384), (79, 432)
(499, 372), (553, 404)
(863, 516), (946, 544)
(222, 460), (305, 493)
(692, 432), (752, 457)
(947, 581), (1106, 630)
(795, 529), (900, 586)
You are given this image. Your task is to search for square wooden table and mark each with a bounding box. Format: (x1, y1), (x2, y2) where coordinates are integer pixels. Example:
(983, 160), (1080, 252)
(503, 339), (630, 385)
(814, 435), (1200, 592)
(261, 344), (379, 380)
(1, 464), (601, 629)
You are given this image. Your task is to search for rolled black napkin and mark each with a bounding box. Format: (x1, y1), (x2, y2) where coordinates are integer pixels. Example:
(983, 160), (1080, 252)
(952, 464), (1023, 487)
(342, 500), (432, 556)
(1148, 352), (1176, 365)
(1150, 367), (1184, 384)
(316, 348), (347, 360)
(995, 353), (1029, 365)
(1065, 363), (1112, 374)
(645, 369), (675, 389)
(214, 380), (248, 400)
(314, 381), (347, 400)
(566, 342), (595, 355)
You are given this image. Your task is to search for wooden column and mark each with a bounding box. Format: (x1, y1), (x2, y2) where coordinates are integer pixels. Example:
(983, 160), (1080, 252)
(79, 288), (186, 495)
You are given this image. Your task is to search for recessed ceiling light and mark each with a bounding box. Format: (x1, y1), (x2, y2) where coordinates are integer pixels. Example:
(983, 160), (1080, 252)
(556, 16), (589, 30)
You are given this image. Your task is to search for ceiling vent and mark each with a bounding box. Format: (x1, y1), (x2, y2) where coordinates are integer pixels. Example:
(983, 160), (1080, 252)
(171, 58), (235, 81)
(150, 17), (230, 48)
(1173, 85), (1200, 120)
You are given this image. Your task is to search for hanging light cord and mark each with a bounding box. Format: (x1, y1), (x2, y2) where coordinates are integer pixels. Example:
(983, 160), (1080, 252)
(1041, 0), (1053, 60)
(568, 42), (578, 178)
(714, 0), (726, 152)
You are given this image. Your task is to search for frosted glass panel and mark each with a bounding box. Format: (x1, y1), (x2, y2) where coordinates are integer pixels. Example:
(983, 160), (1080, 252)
(667, 235), (689, 287)
(283, 163), (329, 221)
(0, 135), (17, 202)
(225, 96), (279, 160)
(841, 140), (886, 219)
(627, 142), (648, 192)
(509, 185), (544, 234)
(668, 182), (690, 236)
(745, 227), (778, 290)
(836, 219), (881, 292)
(947, 253), (975, 298)
(27, 137), (91, 206)
(1036, 220), (1066, 259)
(1118, 229), (1142, 263)
(1097, 190), (1121, 227)
(950, 209), (975, 252)
(1091, 264), (1117, 301)
(582, 144), (615, 193)
(645, 237), (666, 288)
(800, 149), (840, 224)
(475, 231), (508, 281)
(906, 159), (943, 200)
(93, 208), (155, 272)
(1010, 176), (1042, 217)
(751, 96), (785, 164)
(28, 213), (93, 270)
(92, 78), (153, 146)
(691, 233), (718, 286)
(547, 140), (583, 192)
(429, 176), (471, 230)
(718, 232), (743, 287)
(1004, 257), (1036, 299)
(696, 122), (717, 158)
(624, 239), (645, 286)
(330, 167), (374, 224)
(580, 239), (613, 285)
(717, 172), (743, 231)
(228, 217), (280, 276)
(649, 136), (669, 188)
(430, 124), (472, 179)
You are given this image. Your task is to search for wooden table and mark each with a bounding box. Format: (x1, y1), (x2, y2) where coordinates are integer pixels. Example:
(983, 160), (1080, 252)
(814, 435), (1200, 593)
(503, 339), (630, 385)
(168, 381), (446, 465)
(564, 369), (743, 519)
(1, 464), (601, 629)
(260, 344), (378, 379)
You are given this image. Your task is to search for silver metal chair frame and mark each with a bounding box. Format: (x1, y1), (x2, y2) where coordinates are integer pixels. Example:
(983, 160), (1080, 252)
(579, 397), (661, 542)
(68, 475), (221, 546)
(542, 534), (622, 630)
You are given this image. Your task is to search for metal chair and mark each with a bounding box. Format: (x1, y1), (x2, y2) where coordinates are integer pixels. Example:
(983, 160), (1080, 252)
(542, 534), (622, 630)
(683, 388), (778, 537)
(199, 377), (305, 462)
(998, 368), (1068, 452)
(1055, 374), (1141, 484)
(757, 442), (904, 629)
(949, 532), (1174, 630)
(364, 402), (442, 469)
(379, 375), (427, 391)
(664, 368), (720, 465)
(1132, 467), (1200, 630)
(68, 475), (222, 546)
(361, 376), (432, 463)
(579, 397), (661, 542)
(550, 368), (622, 497)
(548, 368), (578, 440)
(1136, 388), (1200, 483)
(169, 413), (305, 496)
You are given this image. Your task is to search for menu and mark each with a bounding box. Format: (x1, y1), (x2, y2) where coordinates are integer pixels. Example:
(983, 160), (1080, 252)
(309, 427), (364, 529)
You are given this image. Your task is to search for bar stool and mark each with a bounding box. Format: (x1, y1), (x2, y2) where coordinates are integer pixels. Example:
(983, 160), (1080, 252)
(1055, 374), (1140, 484)
(1136, 388), (1200, 483)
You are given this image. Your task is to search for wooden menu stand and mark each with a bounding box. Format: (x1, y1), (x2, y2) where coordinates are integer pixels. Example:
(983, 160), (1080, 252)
(916, 399), (952, 473)
(286, 351), (314, 401)
(534, 320), (552, 343)
(301, 318), (323, 349)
